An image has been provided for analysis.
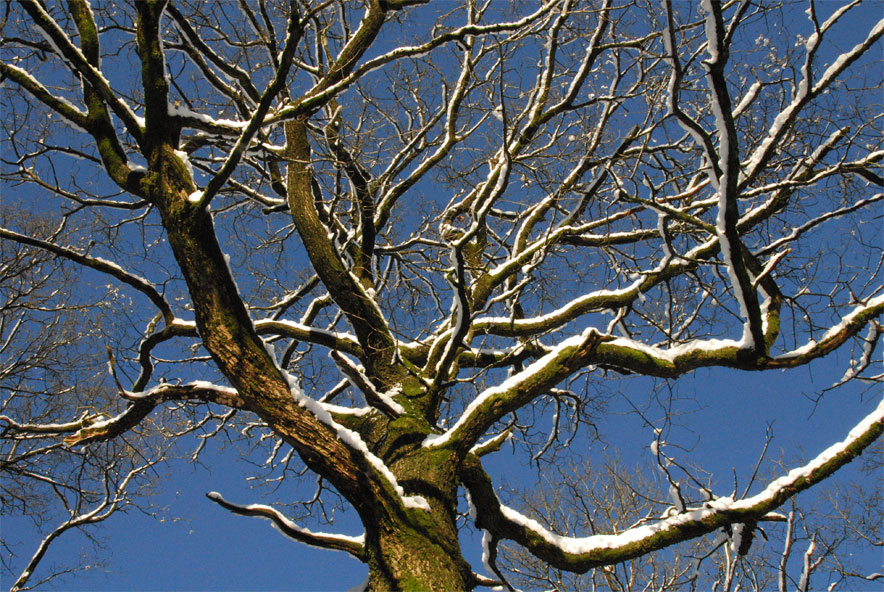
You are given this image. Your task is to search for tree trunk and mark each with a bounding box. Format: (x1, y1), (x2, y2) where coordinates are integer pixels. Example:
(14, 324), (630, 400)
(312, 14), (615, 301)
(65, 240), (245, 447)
(366, 525), (472, 591)
(360, 422), (474, 591)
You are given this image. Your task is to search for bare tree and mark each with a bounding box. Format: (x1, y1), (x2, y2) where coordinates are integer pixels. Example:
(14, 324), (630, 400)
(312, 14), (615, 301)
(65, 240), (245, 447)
(1, 0), (882, 589)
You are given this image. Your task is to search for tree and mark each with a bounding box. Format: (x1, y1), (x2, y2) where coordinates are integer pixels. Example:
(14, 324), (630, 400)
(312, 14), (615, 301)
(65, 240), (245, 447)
(1, 0), (882, 589)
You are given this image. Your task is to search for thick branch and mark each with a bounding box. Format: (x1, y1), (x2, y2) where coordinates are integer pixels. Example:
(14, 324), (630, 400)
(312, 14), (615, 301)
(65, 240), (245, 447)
(463, 398), (884, 572)
(284, 119), (396, 377)
(206, 491), (367, 560)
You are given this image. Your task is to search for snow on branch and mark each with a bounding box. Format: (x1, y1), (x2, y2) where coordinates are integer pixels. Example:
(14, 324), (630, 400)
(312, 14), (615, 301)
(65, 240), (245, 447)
(1, 380), (248, 446)
(771, 294), (884, 365)
(205, 491), (366, 560)
(329, 351), (404, 418)
(424, 328), (610, 454)
(0, 226), (174, 324)
(0, 412), (103, 436)
(572, 292), (881, 377)
(0, 63), (89, 131)
(19, 0), (144, 144)
(473, 280), (643, 338)
(254, 319), (362, 357)
(426, 293), (882, 454)
(285, 373), (430, 512)
(465, 398), (884, 572)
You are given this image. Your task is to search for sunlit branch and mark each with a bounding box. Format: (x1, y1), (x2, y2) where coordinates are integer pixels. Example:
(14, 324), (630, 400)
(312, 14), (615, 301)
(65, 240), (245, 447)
(205, 491), (367, 560)
(9, 460), (159, 592)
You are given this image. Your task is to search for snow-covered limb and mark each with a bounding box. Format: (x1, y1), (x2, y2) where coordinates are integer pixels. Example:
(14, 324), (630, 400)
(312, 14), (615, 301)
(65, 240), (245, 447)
(254, 319), (363, 357)
(462, 398), (884, 572)
(536, 292), (881, 378)
(424, 328), (611, 454)
(1, 412), (102, 436)
(470, 428), (514, 457)
(205, 491), (366, 560)
(131, 319), (199, 391)
(661, 0), (720, 183)
(752, 249), (790, 289)
(472, 280), (643, 337)
(771, 294), (884, 365)
(61, 381), (250, 446)
(428, 293), (882, 454)
(329, 351), (404, 417)
(702, 0), (765, 352)
(285, 373), (430, 512)
(0, 226), (174, 324)
(424, 245), (474, 391)
(0, 63), (89, 130)
(829, 322), (881, 389)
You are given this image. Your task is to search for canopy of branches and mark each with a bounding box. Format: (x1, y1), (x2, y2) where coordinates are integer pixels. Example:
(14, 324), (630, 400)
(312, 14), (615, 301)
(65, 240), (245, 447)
(1, 0), (882, 590)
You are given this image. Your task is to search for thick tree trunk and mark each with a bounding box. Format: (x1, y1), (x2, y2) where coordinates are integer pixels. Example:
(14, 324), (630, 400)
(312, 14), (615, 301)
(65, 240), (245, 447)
(365, 527), (472, 591)
(358, 420), (475, 591)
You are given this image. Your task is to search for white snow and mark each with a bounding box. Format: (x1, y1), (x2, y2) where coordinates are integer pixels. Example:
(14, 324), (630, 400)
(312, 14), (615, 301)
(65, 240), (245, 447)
(815, 18), (884, 91)
(320, 403), (372, 417)
(332, 353), (405, 416)
(173, 149), (194, 180)
(480, 529), (495, 575)
(285, 372), (429, 511)
(603, 335), (743, 365)
(168, 103), (248, 130)
(733, 81), (762, 117)
(729, 522), (745, 555)
(700, 0), (719, 63)
(378, 386), (406, 415)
